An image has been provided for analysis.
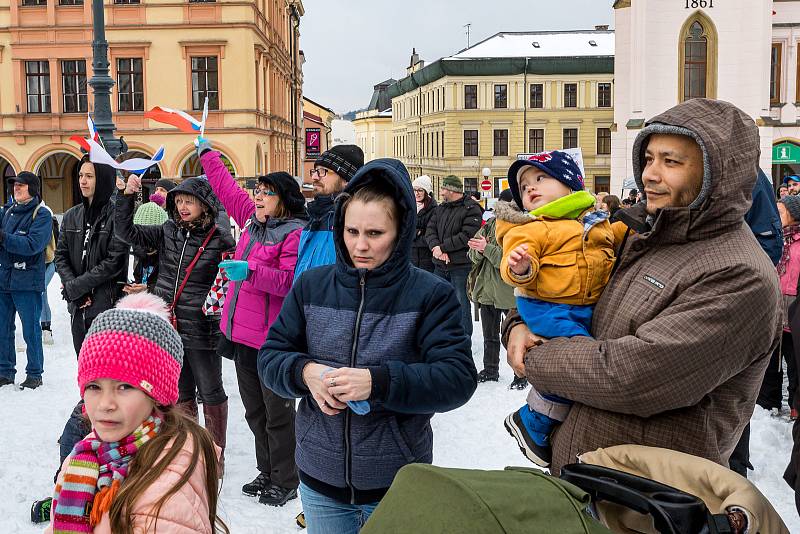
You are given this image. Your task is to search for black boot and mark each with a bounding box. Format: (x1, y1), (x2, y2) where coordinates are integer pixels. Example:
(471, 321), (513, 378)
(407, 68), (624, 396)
(259, 484), (298, 507)
(242, 472), (271, 497)
(509, 376), (528, 390)
(20, 376), (42, 389)
(477, 369), (499, 383)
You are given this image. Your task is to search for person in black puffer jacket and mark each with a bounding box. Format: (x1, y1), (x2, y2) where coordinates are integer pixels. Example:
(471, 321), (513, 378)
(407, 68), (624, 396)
(54, 156), (128, 355)
(410, 175), (437, 272)
(259, 158), (477, 534)
(115, 173), (235, 466)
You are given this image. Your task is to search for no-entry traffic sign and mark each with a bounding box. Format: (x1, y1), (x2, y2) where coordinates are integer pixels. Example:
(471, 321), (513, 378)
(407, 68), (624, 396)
(480, 179), (492, 192)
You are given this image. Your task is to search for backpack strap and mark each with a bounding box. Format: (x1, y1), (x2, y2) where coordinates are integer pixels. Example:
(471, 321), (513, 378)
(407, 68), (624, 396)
(170, 226), (217, 316)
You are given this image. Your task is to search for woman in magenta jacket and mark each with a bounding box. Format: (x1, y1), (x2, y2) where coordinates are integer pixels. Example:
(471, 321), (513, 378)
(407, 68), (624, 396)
(199, 141), (307, 506)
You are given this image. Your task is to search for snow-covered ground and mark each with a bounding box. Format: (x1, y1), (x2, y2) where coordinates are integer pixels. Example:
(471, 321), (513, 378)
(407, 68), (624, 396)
(1, 277), (797, 532)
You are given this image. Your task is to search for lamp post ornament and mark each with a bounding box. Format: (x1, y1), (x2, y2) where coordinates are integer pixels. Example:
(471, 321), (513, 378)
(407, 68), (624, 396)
(89, 0), (125, 158)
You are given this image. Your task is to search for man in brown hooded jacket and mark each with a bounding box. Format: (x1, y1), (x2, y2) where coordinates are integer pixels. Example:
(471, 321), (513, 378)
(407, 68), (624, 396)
(504, 98), (782, 474)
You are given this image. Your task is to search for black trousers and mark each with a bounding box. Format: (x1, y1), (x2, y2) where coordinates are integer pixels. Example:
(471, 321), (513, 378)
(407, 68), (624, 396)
(757, 331), (798, 410)
(235, 343), (298, 489)
(69, 310), (95, 357)
(178, 346), (227, 406)
(479, 304), (506, 375)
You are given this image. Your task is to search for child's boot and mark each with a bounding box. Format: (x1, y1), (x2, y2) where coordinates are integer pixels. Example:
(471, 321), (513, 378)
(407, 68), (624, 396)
(504, 406), (556, 467)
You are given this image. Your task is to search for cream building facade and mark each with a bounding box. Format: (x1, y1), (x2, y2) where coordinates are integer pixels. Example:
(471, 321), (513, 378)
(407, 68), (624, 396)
(0, 0), (304, 213)
(354, 78), (394, 162)
(389, 31), (615, 199)
(612, 0), (800, 191)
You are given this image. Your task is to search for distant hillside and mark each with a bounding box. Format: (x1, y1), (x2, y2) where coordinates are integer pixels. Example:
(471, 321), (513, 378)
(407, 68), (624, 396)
(341, 108), (367, 121)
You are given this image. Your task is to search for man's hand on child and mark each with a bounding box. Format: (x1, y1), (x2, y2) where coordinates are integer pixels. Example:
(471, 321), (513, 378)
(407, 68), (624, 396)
(507, 323), (546, 376)
(508, 244), (532, 275)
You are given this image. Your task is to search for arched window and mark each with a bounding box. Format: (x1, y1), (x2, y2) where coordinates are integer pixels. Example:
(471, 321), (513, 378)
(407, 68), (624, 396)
(678, 13), (717, 102)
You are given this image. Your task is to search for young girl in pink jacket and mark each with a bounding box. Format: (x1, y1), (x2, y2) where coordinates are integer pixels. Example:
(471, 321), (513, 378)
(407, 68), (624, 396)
(46, 293), (228, 534)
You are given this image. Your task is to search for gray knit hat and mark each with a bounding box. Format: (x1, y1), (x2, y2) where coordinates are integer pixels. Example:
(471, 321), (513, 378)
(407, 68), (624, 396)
(781, 195), (800, 223)
(78, 293), (184, 405)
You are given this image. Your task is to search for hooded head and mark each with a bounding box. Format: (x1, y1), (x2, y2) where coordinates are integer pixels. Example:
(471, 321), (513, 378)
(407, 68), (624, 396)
(630, 98), (760, 241)
(333, 159), (415, 282)
(78, 156), (117, 221)
(165, 176), (219, 229)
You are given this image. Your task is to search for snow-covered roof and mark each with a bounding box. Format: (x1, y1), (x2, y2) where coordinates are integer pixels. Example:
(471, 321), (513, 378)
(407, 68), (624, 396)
(450, 30), (614, 60)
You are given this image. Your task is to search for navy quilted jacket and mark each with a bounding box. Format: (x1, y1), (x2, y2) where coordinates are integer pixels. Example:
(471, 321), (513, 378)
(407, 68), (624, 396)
(259, 158), (476, 503)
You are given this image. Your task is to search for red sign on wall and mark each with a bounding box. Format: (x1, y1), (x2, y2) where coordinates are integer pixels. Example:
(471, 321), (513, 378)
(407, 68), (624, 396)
(306, 128), (321, 158)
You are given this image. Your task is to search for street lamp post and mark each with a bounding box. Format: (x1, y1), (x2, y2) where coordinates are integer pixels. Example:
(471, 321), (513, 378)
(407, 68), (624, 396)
(88, 0), (125, 158)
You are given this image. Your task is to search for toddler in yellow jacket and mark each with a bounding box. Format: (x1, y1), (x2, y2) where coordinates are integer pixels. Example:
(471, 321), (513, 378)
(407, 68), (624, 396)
(495, 150), (615, 467)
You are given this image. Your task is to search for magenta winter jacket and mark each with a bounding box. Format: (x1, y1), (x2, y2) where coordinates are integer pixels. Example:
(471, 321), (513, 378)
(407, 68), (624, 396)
(200, 151), (305, 349)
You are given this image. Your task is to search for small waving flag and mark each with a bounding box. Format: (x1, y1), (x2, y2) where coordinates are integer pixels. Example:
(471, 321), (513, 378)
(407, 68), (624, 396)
(144, 106), (203, 133)
(87, 114), (101, 144)
(87, 138), (165, 173)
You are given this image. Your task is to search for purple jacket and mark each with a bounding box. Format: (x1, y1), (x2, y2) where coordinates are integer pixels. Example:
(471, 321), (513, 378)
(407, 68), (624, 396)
(200, 151), (305, 349)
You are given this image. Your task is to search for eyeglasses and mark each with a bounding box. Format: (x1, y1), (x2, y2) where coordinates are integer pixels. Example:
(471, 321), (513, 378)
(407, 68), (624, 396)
(413, 188), (426, 194)
(253, 188), (278, 197)
(309, 167), (329, 178)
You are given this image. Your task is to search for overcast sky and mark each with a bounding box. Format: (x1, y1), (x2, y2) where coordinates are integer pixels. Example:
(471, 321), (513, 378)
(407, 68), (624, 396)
(299, 0), (614, 114)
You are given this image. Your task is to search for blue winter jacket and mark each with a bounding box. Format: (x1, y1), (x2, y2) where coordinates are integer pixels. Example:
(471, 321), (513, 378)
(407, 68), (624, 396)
(259, 158), (477, 503)
(293, 195), (336, 281)
(0, 198), (52, 292)
(745, 169), (782, 266)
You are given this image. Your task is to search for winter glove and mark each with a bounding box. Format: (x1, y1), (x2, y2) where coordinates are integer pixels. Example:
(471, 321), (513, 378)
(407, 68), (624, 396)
(195, 136), (212, 159)
(219, 259), (249, 281)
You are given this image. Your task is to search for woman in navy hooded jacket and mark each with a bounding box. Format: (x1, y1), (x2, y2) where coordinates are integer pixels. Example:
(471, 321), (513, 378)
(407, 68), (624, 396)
(259, 158), (477, 534)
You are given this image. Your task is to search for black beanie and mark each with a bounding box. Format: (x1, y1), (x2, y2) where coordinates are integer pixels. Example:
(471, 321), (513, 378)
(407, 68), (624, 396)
(9, 171), (40, 198)
(314, 144), (364, 182)
(259, 172), (306, 215)
(155, 178), (177, 192)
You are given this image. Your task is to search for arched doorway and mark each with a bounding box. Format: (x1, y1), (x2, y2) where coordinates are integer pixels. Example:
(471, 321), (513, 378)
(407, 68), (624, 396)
(0, 158), (16, 204)
(36, 152), (81, 214)
(772, 140), (800, 190)
(179, 152), (236, 179)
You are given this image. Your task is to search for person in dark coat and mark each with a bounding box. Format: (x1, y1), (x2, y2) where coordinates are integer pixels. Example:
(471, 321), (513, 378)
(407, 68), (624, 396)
(410, 175), (437, 272)
(54, 156), (128, 355)
(0, 171), (53, 389)
(259, 158), (477, 534)
(115, 173), (235, 465)
(425, 175), (482, 336)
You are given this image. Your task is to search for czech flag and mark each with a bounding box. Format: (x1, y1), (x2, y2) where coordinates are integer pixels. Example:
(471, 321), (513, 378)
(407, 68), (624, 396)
(144, 106), (203, 133)
(69, 114), (102, 152)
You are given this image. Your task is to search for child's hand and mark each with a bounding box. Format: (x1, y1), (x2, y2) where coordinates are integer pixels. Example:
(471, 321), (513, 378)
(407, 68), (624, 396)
(508, 244), (531, 275)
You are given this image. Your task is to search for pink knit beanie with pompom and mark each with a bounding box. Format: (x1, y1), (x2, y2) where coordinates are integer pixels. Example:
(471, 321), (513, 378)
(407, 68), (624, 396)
(77, 293), (184, 406)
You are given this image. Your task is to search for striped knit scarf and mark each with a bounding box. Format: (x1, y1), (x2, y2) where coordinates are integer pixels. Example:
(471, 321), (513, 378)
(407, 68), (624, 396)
(52, 414), (161, 533)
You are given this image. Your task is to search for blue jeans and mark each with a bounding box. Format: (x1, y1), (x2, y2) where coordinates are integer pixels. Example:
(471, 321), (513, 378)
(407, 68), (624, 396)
(299, 482), (379, 534)
(40, 262), (56, 325)
(434, 265), (473, 336)
(0, 290), (44, 379)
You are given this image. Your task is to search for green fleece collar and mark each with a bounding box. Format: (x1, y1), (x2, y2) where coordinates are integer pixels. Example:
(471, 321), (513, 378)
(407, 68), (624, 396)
(530, 190), (595, 219)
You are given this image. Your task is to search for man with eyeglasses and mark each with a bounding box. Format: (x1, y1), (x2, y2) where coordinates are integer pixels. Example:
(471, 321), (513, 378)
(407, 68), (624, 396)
(294, 145), (364, 281)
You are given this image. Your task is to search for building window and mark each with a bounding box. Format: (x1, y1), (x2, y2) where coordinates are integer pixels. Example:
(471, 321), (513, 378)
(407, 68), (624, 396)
(529, 128), (544, 153)
(563, 128), (578, 150)
(117, 58), (144, 112)
(113, 0), (140, 4)
(684, 21), (708, 100)
(191, 56), (219, 110)
(21, 0), (46, 5)
(596, 128), (611, 155)
(464, 84), (477, 109)
(61, 60), (87, 113)
(59, 0), (82, 4)
(595, 175), (610, 194)
(25, 61), (50, 113)
(564, 83), (577, 108)
(493, 129), (508, 157)
(771, 43), (782, 104)
(464, 178), (478, 196)
(464, 130), (478, 157)
(530, 83), (543, 108)
(598, 83), (612, 108)
(494, 84), (507, 109)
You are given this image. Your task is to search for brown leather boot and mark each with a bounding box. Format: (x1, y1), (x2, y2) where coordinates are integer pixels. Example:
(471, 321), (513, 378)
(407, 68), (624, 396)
(203, 400), (228, 477)
(175, 400), (199, 423)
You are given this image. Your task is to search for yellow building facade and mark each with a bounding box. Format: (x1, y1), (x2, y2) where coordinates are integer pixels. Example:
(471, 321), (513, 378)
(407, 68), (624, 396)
(0, 0), (304, 213)
(389, 30), (614, 199)
(353, 109), (392, 163)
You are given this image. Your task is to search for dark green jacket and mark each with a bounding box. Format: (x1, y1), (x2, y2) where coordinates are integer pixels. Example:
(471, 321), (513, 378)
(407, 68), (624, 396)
(467, 217), (516, 310)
